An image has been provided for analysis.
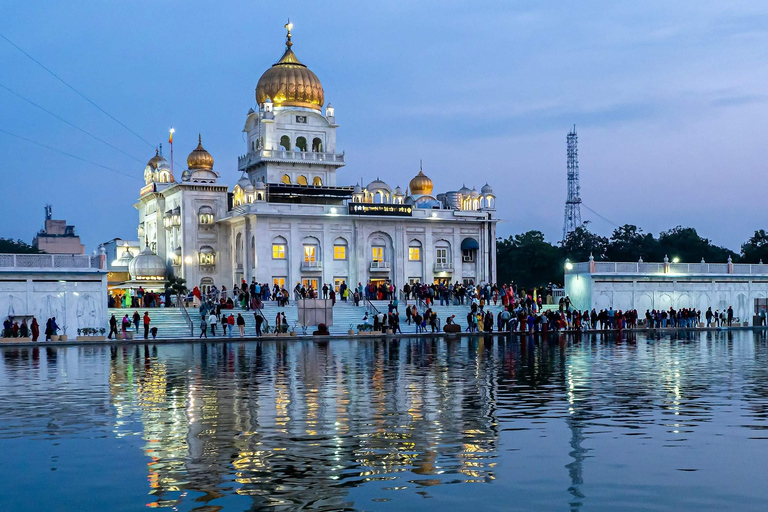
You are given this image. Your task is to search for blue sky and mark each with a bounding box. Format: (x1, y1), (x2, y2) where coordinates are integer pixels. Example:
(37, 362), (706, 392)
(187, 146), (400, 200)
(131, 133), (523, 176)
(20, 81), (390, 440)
(1, 0), (767, 253)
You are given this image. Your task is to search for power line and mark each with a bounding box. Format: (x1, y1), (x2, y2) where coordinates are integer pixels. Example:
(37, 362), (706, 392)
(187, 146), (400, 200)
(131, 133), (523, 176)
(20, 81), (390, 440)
(0, 31), (155, 148)
(0, 127), (141, 181)
(581, 202), (620, 229)
(0, 81), (146, 165)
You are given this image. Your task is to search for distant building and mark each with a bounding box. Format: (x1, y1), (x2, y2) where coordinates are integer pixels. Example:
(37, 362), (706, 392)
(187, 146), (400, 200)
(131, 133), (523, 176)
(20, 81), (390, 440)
(32, 205), (85, 254)
(565, 256), (768, 324)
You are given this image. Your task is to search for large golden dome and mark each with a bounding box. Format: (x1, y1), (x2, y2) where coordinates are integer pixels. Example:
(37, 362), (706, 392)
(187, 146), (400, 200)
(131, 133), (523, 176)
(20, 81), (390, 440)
(187, 134), (214, 170)
(409, 170), (434, 196)
(255, 24), (324, 111)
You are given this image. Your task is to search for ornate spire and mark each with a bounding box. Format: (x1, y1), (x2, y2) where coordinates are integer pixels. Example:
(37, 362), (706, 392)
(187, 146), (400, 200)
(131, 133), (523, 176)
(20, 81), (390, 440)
(285, 19), (293, 49)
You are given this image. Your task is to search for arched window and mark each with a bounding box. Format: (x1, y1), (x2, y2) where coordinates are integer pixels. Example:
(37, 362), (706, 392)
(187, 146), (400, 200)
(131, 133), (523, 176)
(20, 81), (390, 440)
(408, 240), (422, 261)
(199, 246), (215, 267)
(281, 174), (291, 185)
(313, 176), (322, 186)
(297, 175), (308, 186)
(272, 236), (287, 259)
(251, 141), (255, 151)
(312, 137), (323, 152)
(296, 137), (308, 152)
(280, 135), (291, 151)
(198, 205), (214, 225)
(333, 237), (348, 260)
(235, 234), (243, 266)
(435, 239), (451, 268)
(233, 186), (245, 206)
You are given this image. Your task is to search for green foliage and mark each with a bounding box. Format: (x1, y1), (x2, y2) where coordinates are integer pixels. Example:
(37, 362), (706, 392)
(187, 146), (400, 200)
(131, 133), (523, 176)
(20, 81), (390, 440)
(562, 223), (609, 261)
(496, 230), (564, 287)
(496, 224), (749, 288)
(0, 238), (43, 254)
(605, 225), (657, 261)
(740, 230), (768, 263)
(166, 273), (188, 299)
(657, 226), (736, 263)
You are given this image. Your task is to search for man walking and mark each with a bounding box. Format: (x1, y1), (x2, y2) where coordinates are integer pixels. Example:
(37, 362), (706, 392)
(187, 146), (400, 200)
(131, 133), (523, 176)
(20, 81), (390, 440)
(108, 314), (118, 340)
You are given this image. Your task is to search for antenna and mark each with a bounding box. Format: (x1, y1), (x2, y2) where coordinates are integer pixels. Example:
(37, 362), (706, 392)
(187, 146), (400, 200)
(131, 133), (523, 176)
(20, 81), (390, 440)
(562, 125), (582, 240)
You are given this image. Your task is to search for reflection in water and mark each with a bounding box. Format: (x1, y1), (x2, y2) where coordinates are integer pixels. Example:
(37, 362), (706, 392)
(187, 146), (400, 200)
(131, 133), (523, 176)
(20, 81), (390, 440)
(2, 332), (768, 511)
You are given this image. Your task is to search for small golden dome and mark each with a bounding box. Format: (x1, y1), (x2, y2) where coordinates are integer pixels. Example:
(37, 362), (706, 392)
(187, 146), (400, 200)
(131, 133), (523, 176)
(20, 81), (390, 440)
(255, 24), (324, 111)
(409, 170), (433, 196)
(187, 134), (214, 170)
(147, 149), (166, 170)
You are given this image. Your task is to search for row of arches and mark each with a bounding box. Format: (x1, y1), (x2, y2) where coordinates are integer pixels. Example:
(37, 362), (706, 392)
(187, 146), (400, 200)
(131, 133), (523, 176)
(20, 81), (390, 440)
(281, 174), (322, 186)
(280, 135), (323, 153)
(462, 196), (495, 210)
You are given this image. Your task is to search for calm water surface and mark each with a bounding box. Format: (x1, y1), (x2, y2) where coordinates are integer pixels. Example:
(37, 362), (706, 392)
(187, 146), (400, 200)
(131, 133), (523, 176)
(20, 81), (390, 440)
(1, 332), (768, 511)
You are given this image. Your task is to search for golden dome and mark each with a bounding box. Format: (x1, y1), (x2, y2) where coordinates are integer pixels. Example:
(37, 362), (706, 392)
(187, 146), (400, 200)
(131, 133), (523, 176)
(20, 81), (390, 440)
(409, 170), (434, 196)
(255, 24), (324, 111)
(147, 149), (166, 170)
(187, 134), (214, 170)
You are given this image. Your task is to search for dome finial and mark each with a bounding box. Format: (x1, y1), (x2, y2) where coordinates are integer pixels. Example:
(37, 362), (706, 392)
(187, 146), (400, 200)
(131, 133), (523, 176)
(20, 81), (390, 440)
(198, 133), (202, 145)
(285, 19), (293, 49)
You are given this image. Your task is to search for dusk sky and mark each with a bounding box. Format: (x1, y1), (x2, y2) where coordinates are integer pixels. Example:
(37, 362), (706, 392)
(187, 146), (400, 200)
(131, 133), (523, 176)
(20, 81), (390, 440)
(2, 1), (767, 254)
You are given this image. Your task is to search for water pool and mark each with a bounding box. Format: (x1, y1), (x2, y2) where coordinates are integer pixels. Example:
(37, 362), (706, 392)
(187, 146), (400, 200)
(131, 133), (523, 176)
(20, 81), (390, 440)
(1, 331), (767, 511)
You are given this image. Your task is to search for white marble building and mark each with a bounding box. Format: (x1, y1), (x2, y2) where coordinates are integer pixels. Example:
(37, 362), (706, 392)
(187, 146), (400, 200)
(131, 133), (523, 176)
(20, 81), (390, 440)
(0, 253), (107, 337)
(121, 24), (499, 292)
(565, 257), (768, 323)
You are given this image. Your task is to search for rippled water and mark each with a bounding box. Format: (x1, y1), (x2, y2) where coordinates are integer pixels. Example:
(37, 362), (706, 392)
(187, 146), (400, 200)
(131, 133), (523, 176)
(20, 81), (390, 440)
(1, 332), (768, 511)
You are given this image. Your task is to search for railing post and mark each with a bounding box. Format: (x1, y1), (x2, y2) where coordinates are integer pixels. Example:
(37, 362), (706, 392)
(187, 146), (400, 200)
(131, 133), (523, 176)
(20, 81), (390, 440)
(727, 256), (733, 274)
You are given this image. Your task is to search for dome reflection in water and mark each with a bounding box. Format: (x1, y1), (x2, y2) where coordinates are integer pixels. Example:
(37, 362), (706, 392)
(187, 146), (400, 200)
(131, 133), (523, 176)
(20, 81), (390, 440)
(1, 332), (768, 511)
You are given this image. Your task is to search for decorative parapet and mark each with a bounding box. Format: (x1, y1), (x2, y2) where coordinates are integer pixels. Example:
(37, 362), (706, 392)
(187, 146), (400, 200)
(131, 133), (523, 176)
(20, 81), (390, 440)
(0, 253), (103, 272)
(565, 259), (766, 275)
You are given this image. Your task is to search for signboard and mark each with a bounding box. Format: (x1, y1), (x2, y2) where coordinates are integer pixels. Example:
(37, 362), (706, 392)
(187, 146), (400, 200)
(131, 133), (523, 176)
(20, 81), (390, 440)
(297, 298), (334, 327)
(139, 183), (156, 196)
(348, 203), (413, 216)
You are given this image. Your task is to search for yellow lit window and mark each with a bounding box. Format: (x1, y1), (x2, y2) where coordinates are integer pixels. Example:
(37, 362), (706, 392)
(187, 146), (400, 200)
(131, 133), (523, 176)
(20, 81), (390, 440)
(302, 278), (318, 290)
(273, 277), (286, 287)
(372, 247), (383, 262)
(334, 245), (346, 260)
(272, 244), (286, 259)
(304, 245), (316, 262)
(409, 247), (420, 261)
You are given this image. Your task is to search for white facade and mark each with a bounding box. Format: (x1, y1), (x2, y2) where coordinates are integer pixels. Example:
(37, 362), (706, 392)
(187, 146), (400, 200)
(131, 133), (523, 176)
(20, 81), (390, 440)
(0, 253), (108, 337)
(565, 259), (768, 323)
(128, 27), (498, 292)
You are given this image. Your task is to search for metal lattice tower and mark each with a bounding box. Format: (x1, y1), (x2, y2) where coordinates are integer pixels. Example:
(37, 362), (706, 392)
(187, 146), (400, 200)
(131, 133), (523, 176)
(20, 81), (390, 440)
(563, 125), (582, 240)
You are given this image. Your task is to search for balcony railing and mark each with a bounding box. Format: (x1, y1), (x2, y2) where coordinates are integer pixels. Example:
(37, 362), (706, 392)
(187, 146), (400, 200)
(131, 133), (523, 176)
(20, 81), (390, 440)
(0, 253), (102, 271)
(238, 149), (345, 169)
(301, 260), (323, 271)
(568, 261), (768, 275)
(433, 262), (454, 272)
(370, 260), (391, 271)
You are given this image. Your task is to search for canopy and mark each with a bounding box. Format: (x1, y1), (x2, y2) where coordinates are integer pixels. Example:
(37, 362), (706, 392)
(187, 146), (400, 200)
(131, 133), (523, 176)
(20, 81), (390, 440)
(461, 237), (479, 250)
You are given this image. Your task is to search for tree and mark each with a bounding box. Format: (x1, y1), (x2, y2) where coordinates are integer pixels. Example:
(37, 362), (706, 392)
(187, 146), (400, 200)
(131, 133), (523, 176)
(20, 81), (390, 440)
(496, 230), (564, 287)
(741, 230), (768, 263)
(0, 238), (43, 254)
(605, 224), (658, 261)
(657, 226), (736, 263)
(562, 224), (609, 262)
(166, 274), (188, 305)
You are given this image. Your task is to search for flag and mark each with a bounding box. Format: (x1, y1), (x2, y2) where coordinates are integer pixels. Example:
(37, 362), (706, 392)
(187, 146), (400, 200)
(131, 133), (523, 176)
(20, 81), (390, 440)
(169, 130), (173, 144)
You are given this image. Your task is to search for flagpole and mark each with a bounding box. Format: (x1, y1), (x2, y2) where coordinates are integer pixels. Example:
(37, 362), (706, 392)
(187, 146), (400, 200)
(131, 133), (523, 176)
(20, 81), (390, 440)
(169, 128), (175, 176)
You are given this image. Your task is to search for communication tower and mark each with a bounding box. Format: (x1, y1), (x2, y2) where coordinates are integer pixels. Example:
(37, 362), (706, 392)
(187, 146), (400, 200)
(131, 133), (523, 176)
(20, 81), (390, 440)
(562, 125), (582, 240)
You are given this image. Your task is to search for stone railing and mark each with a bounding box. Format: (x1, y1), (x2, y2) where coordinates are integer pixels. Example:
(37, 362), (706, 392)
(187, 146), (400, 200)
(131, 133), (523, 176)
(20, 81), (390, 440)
(238, 149), (345, 169)
(370, 261), (391, 271)
(0, 253), (102, 271)
(434, 262), (454, 272)
(300, 260), (323, 271)
(569, 260), (768, 275)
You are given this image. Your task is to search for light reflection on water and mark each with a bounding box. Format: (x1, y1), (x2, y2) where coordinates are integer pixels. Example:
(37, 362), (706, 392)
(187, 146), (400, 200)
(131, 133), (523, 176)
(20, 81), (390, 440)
(1, 332), (768, 511)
